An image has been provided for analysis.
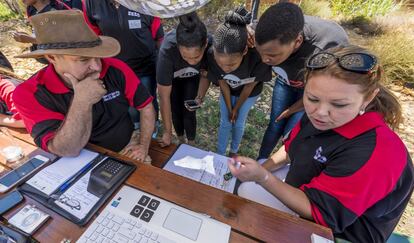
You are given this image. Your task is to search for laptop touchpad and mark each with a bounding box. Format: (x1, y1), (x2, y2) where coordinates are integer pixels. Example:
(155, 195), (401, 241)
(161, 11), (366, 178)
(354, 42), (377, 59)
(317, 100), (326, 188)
(163, 208), (202, 241)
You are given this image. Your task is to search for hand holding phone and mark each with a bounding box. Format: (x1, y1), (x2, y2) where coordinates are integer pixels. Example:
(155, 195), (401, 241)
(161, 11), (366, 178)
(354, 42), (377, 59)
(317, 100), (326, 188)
(184, 99), (201, 111)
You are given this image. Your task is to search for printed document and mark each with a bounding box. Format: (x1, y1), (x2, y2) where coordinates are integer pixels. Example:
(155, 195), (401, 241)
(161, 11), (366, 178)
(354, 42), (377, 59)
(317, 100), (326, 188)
(26, 149), (98, 196)
(163, 144), (237, 193)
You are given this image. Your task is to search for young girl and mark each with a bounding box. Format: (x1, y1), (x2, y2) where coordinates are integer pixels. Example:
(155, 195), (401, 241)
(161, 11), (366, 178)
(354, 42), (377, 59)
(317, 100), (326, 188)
(157, 12), (210, 146)
(207, 7), (271, 156)
(230, 45), (414, 242)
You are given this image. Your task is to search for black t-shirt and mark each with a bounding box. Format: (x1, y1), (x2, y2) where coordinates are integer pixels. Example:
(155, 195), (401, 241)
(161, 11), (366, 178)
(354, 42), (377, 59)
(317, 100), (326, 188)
(273, 15), (349, 88)
(84, 0), (164, 76)
(156, 30), (210, 86)
(26, 0), (70, 17)
(207, 47), (271, 97)
(284, 113), (414, 242)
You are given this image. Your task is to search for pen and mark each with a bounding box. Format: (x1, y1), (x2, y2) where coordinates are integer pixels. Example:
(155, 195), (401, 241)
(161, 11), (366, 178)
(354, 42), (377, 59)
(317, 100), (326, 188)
(55, 160), (95, 193)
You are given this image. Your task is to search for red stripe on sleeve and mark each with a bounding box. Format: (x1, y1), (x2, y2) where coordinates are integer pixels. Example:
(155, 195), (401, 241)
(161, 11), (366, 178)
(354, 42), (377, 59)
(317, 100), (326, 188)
(41, 131), (56, 151)
(136, 96), (153, 110)
(310, 201), (329, 227)
(151, 17), (162, 40)
(301, 126), (407, 216)
(284, 121), (301, 152)
(82, 0), (102, 35)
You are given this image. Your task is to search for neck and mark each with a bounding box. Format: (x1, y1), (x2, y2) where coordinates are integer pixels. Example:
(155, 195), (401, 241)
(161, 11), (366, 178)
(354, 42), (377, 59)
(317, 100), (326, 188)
(33, 0), (51, 12)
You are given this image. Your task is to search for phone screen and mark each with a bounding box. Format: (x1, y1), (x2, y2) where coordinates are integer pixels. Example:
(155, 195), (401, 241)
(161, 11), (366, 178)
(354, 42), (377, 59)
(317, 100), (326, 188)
(0, 190), (23, 214)
(0, 157), (46, 187)
(185, 100), (199, 107)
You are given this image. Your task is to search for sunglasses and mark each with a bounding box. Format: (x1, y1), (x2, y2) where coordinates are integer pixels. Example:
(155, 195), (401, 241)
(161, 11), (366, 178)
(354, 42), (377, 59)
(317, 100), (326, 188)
(306, 52), (377, 74)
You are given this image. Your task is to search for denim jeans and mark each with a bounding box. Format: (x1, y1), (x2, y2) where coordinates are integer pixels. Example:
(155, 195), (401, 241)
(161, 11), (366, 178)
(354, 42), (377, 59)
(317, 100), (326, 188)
(258, 78), (304, 159)
(217, 94), (259, 155)
(129, 74), (159, 124)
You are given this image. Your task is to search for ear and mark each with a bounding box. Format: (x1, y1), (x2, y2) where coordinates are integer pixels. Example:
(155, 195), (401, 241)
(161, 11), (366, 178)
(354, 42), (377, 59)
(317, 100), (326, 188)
(362, 88), (380, 109)
(293, 34), (303, 49)
(242, 45), (248, 56)
(44, 55), (57, 65)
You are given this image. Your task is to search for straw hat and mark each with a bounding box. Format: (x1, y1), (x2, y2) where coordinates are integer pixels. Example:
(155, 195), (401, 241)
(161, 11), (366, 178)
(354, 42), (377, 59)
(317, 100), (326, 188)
(16, 10), (120, 58)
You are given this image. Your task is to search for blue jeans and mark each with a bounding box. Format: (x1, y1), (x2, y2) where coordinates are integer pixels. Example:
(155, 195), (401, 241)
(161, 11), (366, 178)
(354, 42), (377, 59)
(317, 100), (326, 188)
(217, 94), (259, 155)
(258, 78), (304, 159)
(130, 74), (159, 123)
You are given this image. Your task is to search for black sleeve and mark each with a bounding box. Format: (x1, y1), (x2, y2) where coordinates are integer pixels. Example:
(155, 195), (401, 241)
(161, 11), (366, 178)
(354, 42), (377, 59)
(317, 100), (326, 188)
(251, 49), (272, 82)
(156, 47), (174, 86)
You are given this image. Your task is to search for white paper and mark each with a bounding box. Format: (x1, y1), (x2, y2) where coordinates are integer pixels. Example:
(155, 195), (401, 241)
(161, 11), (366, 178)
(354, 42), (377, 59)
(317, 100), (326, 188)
(54, 164), (101, 220)
(26, 149), (98, 196)
(164, 144), (237, 193)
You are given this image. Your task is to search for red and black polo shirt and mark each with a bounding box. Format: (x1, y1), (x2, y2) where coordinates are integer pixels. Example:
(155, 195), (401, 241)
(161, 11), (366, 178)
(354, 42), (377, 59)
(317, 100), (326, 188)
(13, 58), (153, 152)
(0, 75), (21, 120)
(83, 0), (164, 77)
(284, 112), (414, 242)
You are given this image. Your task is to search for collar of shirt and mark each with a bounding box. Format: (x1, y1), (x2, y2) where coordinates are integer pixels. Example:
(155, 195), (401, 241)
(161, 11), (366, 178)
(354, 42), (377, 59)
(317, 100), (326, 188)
(333, 111), (386, 139)
(37, 58), (110, 94)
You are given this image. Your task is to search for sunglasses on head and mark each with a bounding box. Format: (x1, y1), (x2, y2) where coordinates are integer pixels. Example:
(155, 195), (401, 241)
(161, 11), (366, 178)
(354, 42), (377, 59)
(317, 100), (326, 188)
(306, 52), (377, 74)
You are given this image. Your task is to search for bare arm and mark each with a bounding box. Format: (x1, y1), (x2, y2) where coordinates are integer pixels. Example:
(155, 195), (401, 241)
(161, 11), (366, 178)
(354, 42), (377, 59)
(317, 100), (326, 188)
(218, 79), (232, 112)
(229, 156), (312, 219)
(158, 84), (173, 146)
(47, 73), (106, 157)
(138, 103), (155, 152)
(233, 82), (258, 112)
(262, 145), (290, 172)
(0, 114), (25, 128)
(195, 71), (210, 103)
(276, 98), (304, 122)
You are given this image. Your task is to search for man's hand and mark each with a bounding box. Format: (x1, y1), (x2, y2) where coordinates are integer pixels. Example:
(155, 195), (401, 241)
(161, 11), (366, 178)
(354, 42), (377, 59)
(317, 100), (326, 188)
(120, 144), (151, 162)
(275, 108), (293, 122)
(64, 72), (106, 105)
(229, 109), (238, 123)
(158, 132), (171, 148)
(11, 31), (36, 43)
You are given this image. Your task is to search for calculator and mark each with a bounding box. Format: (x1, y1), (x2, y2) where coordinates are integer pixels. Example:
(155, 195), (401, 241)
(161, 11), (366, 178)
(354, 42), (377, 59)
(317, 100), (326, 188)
(87, 158), (130, 197)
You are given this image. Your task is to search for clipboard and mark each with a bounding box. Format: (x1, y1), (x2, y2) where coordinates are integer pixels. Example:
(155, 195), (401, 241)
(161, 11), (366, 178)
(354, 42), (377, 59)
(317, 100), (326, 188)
(18, 154), (135, 226)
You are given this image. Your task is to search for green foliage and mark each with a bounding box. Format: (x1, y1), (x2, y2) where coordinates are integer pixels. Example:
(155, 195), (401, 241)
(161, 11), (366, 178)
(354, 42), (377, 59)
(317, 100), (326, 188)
(367, 31), (414, 85)
(299, 0), (332, 18)
(0, 2), (18, 21)
(330, 0), (403, 20)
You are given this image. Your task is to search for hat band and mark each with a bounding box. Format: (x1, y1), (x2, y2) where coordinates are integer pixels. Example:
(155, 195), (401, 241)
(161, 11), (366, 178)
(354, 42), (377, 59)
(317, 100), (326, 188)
(37, 39), (102, 50)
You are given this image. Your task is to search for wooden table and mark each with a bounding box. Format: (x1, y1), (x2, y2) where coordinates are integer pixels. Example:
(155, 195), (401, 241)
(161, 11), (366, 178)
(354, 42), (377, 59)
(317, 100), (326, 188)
(2, 128), (333, 243)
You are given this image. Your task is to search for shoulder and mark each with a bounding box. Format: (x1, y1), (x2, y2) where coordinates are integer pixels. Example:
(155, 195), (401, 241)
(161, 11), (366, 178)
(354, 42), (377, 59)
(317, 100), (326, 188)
(303, 15), (349, 49)
(13, 73), (40, 104)
(160, 31), (177, 54)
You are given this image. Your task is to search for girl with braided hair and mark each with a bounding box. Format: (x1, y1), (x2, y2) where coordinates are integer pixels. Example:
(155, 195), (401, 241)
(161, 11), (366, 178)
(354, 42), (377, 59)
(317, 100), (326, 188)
(207, 7), (272, 156)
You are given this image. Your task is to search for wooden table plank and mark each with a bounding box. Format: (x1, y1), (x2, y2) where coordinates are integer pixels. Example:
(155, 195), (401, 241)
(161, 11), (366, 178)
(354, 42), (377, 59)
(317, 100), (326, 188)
(2, 130), (334, 243)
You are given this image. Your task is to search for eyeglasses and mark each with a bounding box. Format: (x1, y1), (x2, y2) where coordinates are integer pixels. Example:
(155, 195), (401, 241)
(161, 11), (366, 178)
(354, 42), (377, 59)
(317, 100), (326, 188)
(306, 52), (377, 74)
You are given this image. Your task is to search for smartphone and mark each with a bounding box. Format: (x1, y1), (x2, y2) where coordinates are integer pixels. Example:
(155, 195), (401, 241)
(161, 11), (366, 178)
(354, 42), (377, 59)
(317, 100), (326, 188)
(0, 190), (23, 215)
(0, 155), (50, 193)
(184, 100), (201, 110)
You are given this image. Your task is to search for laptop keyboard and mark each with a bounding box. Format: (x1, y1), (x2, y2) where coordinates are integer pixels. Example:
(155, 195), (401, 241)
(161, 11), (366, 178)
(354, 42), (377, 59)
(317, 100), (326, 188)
(77, 210), (175, 243)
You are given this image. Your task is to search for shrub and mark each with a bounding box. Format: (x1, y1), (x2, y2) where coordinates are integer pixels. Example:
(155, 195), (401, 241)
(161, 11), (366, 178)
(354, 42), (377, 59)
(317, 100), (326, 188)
(330, 0), (403, 20)
(300, 0), (332, 18)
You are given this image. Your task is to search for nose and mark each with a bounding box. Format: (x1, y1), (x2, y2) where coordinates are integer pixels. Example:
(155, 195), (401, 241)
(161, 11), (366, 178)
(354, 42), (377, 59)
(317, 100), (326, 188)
(89, 58), (101, 72)
(314, 103), (330, 117)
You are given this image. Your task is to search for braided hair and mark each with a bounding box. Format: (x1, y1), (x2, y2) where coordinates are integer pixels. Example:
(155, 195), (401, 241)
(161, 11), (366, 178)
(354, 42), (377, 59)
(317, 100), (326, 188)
(213, 6), (252, 54)
(177, 12), (207, 48)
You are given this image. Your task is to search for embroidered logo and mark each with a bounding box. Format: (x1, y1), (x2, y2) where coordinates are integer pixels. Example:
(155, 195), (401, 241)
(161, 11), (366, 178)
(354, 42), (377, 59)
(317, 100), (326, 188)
(103, 91), (120, 102)
(128, 11), (140, 17)
(313, 146), (327, 163)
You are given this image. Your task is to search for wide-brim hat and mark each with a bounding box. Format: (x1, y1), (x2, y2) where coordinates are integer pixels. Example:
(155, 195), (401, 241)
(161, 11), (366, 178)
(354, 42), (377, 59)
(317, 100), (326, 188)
(16, 10), (120, 58)
(116, 0), (210, 18)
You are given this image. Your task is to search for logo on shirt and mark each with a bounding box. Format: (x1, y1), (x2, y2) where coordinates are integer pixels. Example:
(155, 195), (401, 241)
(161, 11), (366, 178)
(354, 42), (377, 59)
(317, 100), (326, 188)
(173, 67), (199, 79)
(222, 74), (256, 88)
(103, 91), (120, 102)
(313, 146), (327, 163)
(128, 11), (140, 17)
